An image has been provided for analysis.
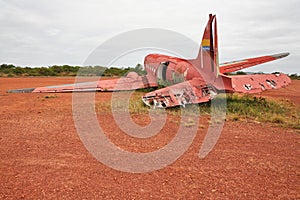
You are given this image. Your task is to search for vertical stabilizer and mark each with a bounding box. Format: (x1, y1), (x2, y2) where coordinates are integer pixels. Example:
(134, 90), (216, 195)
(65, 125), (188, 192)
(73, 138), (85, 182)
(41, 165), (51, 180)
(191, 14), (219, 83)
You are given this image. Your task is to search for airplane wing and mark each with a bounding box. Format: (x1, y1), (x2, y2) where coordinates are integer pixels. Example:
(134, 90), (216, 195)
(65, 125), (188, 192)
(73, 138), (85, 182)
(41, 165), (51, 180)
(7, 72), (158, 93)
(142, 78), (218, 108)
(219, 53), (289, 74)
(228, 73), (291, 94)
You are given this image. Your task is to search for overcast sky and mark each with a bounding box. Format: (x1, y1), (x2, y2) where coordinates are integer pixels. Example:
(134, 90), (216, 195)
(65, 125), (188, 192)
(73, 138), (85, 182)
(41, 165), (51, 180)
(0, 0), (299, 74)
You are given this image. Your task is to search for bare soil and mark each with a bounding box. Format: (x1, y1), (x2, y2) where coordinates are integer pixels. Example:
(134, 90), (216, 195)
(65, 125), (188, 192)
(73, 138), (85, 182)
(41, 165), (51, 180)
(0, 77), (299, 199)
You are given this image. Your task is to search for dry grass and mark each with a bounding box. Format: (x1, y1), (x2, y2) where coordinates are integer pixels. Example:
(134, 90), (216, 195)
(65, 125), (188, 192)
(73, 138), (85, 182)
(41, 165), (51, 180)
(95, 91), (299, 129)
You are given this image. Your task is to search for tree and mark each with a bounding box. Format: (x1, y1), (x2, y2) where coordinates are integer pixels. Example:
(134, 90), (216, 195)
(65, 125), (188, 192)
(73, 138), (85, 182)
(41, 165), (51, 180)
(133, 63), (146, 75)
(236, 71), (247, 75)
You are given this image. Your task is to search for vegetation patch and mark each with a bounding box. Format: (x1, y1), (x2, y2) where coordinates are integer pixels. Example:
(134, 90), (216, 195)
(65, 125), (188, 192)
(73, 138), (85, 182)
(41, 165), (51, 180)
(225, 94), (299, 129)
(44, 95), (58, 99)
(184, 118), (196, 127)
(96, 92), (299, 129)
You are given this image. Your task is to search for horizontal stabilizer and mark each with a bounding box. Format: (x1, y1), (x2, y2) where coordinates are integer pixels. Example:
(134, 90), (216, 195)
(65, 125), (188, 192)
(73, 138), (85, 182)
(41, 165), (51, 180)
(219, 53), (289, 74)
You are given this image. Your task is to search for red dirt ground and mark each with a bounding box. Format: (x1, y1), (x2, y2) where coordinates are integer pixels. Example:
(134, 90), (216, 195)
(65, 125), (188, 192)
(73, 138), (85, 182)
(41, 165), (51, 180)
(0, 77), (299, 199)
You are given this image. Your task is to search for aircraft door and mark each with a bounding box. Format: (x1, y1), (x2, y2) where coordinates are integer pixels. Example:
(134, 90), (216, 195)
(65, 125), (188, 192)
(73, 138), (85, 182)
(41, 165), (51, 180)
(157, 62), (169, 81)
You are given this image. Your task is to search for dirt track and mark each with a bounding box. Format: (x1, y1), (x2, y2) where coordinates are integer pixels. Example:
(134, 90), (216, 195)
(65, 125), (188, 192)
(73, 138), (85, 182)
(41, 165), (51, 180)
(0, 77), (299, 199)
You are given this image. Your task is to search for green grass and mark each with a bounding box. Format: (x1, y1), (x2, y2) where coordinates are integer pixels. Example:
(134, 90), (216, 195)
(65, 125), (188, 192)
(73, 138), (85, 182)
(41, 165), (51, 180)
(95, 92), (299, 129)
(225, 94), (299, 129)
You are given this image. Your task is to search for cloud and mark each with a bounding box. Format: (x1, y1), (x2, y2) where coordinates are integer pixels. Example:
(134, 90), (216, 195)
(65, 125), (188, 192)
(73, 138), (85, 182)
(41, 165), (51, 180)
(0, 0), (299, 73)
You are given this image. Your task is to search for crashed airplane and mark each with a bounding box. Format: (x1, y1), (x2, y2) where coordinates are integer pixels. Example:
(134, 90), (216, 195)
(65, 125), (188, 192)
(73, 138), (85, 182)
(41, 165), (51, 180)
(8, 14), (291, 108)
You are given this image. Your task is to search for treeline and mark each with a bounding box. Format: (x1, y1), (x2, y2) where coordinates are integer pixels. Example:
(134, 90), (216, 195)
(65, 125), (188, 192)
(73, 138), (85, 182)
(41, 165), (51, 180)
(0, 64), (145, 77)
(289, 73), (300, 80)
(0, 64), (298, 79)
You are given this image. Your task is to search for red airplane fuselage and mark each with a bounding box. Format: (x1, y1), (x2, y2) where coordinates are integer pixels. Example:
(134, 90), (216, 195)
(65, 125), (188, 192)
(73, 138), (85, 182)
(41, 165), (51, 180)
(144, 54), (204, 85)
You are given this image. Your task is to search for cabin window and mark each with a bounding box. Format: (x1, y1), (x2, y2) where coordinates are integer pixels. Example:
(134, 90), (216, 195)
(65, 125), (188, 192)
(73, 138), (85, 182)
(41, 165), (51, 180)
(259, 83), (265, 90)
(244, 84), (252, 90)
(266, 79), (277, 88)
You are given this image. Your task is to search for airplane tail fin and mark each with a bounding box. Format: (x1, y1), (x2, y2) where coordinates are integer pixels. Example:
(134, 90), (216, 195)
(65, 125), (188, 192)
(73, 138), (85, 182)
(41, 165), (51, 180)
(191, 14), (219, 83)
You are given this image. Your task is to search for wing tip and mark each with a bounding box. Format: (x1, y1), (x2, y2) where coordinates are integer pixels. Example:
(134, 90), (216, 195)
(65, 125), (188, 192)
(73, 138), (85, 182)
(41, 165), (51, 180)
(7, 88), (35, 93)
(271, 52), (290, 59)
